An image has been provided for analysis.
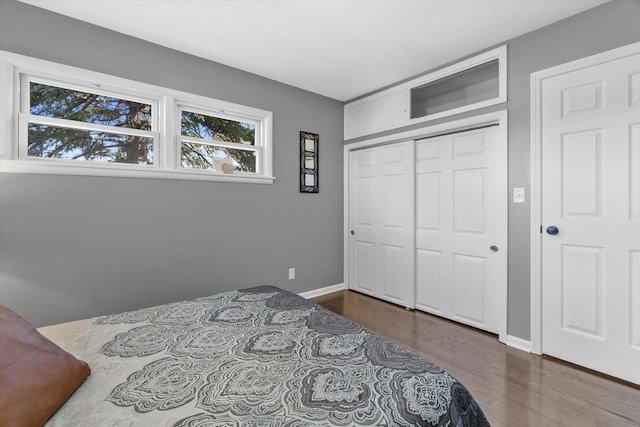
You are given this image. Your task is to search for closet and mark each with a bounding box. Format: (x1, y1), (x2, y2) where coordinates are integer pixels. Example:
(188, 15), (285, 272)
(345, 47), (508, 335)
(346, 118), (507, 336)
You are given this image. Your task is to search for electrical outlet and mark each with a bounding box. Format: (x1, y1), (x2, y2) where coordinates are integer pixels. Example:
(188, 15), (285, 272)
(288, 268), (295, 280)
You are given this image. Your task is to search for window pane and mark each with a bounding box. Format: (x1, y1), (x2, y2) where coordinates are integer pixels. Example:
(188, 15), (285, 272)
(181, 141), (256, 172)
(410, 59), (499, 119)
(28, 124), (153, 164)
(30, 82), (152, 130)
(181, 110), (255, 145)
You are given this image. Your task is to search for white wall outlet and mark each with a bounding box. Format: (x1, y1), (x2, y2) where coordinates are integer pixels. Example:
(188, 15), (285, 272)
(513, 187), (525, 204)
(288, 268), (295, 280)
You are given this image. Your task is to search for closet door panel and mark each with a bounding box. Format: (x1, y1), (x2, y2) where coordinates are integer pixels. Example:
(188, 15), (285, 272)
(349, 149), (377, 297)
(415, 136), (454, 318)
(416, 249), (443, 314)
(354, 241), (375, 294)
(348, 142), (414, 307)
(415, 126), (506, 334)
(382, 244), (408, 302)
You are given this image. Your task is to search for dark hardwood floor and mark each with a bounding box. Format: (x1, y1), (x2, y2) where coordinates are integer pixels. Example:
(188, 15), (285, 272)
(312, 290), (640, 427)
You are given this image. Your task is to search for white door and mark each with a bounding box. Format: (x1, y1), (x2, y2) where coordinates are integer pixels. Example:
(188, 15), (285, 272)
(541, 50), (640, 384)
(348, 141), (414, 308)
(414, 126), (507, 334)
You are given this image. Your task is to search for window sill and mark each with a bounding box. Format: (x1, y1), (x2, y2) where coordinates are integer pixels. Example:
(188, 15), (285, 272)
(0, 160), (276, 184)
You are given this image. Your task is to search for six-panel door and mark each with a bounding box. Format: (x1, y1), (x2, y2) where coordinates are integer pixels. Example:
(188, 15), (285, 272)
(415, 126), (507, 333)
(348, 141), (415, 308)
(541, 52), (640, 384)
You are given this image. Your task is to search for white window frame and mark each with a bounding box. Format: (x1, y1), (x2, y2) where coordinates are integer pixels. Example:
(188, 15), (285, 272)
(0, 51), (274, 184)
(19, 74), (160, 168)
(176, 103), (265, 176)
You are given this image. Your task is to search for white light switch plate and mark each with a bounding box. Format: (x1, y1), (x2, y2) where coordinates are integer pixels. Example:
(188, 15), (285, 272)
(513, 187), (525, 203)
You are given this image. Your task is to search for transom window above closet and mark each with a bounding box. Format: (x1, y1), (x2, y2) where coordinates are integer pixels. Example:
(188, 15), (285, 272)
(0, 51), (274, 184)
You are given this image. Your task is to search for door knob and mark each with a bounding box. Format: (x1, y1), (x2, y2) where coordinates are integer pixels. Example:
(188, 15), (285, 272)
(350, 230), (355, 235)
(490, 245), (499, 252)
(546, 226), (559, 235)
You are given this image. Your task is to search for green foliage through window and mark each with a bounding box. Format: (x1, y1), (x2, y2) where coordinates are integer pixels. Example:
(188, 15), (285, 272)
(181, 142), (256, 172)
(181, 111), (254, 144)
(180, 110), (257, 172)
(20, 75), (268, 176)
(28, 124), (154, 164)
(30, 82), (152, 129)
(28, 82), (154, 164)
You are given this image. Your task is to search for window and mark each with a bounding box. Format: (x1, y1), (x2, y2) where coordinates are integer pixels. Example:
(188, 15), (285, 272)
(410, 59), (500, 119)
(23, 78), (158, 166)
(407, 47), (506, 123)
(179, 107), (260, 174)
(0, 51), (274, 183)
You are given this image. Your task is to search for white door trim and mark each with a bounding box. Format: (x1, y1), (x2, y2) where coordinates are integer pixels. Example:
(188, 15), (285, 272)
(343, 109), (508, 343)
(529, 41), (640, 355)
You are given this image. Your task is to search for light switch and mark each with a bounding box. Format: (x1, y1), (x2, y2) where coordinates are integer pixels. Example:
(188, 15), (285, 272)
(513, 187), (525, 204)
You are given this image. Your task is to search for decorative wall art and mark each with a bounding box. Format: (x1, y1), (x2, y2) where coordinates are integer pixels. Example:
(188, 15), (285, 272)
(300, 131), (319, 193)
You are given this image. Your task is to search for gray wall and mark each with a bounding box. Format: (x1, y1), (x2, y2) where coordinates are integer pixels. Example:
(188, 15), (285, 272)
(0, 0), (345, 327)
(345, 0), (640, 340)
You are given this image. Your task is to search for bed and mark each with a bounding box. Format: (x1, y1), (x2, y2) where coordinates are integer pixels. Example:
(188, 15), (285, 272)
(4, 286), (490, 426)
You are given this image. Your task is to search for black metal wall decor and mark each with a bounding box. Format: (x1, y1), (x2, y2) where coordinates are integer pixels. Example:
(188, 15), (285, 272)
(300, 131), (319, 193)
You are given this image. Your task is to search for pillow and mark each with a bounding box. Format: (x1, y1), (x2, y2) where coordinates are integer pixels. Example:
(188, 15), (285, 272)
(0, 305), (91, 427)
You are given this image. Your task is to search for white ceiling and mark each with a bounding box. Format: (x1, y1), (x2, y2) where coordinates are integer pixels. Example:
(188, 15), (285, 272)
(19, 0), (608, 101)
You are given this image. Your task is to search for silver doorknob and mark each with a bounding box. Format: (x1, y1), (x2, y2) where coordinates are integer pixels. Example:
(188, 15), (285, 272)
(546, 226), (559, 235)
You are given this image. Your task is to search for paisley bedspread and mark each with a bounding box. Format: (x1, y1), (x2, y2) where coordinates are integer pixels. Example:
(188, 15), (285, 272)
(39, 286), (490, 426)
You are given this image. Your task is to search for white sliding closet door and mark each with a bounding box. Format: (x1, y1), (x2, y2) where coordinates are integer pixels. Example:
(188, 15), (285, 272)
(414, 126), (507, 334)
(348, 141), (414, 308)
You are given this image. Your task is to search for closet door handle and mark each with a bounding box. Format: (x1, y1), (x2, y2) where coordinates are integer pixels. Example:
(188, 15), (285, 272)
(350, 230), (355, 236)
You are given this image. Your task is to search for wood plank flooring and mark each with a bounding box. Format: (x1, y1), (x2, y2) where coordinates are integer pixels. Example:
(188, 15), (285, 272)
(312, 290), (640, 427)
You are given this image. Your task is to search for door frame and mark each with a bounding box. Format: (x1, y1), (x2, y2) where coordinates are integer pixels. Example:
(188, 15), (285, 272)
(529, 41), (640, 355)
(344, 109), (508, 343)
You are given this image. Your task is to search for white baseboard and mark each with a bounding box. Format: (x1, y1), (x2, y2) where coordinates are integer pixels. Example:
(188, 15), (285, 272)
(506, 335), (532, 353)
(299, 283), (345, 299)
